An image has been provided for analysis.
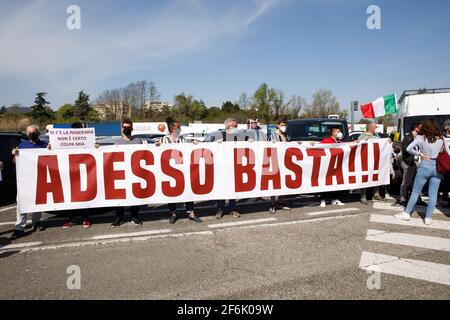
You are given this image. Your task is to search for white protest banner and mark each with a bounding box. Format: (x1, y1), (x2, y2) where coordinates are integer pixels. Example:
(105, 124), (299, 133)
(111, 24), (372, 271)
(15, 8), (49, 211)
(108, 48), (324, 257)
(16, 140), (391, 214)
(48, 128), (96, 149)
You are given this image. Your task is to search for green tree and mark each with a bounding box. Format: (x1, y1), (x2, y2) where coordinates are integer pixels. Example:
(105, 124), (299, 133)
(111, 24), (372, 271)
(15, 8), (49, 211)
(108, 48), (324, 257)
(253, 83), (271, 122)
(221, 101), (240, 113)
(30, 92), (55, 127)
(56, 104), (76, 122)
(74, 90), (92, 121)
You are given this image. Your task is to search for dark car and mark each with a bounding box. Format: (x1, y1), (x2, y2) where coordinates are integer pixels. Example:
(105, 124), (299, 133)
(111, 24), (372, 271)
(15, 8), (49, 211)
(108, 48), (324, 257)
(203, 129), (257, 142)
(0, 132), (28, 198)
(132, 133), (165, 144)
(286, 119), (351, 142)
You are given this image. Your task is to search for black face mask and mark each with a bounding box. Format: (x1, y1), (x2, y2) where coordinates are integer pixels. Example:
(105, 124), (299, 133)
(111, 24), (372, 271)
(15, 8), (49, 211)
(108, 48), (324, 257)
(28, 132), (39, 142)
(123, 127), (132, 136)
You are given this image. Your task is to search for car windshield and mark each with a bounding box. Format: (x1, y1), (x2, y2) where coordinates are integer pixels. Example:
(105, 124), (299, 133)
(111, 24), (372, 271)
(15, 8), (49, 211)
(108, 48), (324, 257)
(287, 121), (346, 141)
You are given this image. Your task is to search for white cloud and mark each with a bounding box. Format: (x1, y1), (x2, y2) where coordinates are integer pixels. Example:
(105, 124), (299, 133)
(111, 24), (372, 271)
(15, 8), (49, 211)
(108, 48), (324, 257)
(0, 0), (282, 106)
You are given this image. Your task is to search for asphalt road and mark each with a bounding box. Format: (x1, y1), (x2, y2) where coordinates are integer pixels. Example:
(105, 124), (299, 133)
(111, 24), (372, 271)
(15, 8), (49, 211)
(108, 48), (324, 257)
(0, 193), (449, 300)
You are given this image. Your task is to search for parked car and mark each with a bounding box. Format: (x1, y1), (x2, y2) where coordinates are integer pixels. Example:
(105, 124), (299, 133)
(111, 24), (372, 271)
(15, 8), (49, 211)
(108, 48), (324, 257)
(132, 133), (165, 144)
(286, 118), (351, 142)
(0, 132), (28, 198)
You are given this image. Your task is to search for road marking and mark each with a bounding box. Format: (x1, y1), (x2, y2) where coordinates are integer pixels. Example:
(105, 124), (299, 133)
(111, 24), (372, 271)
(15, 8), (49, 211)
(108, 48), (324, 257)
(370, 214), (450, 231)
(208, 218), (277, 229)
(366, 229), (450, 252)
(215, 214), (359, 232)
(0, 206), (17, 213)
(91, 229), (172, 240)
(359, 251), (450, 286)
(373, 201), (449, 215)
(306, 208), (358, 216)
(0, 241), (42, 250)
(2, 231), (214, 253)
(0, 214), (359, 254)
(373, 202), (404, 211)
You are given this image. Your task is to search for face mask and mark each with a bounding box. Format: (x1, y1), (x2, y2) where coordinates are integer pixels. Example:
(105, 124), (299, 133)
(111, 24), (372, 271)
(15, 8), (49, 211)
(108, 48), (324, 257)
(28, 132), (39, 142)
(123, 127), (132, 136)
(231, 128), (239, 134)
(173, 128), (181, 137)
(336, 132), (343, 140)
(279, 126), (286, 133)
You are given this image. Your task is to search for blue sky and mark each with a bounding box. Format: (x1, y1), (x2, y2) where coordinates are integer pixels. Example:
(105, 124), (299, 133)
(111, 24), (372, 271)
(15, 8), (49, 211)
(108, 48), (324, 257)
(1, 0), (450, 117)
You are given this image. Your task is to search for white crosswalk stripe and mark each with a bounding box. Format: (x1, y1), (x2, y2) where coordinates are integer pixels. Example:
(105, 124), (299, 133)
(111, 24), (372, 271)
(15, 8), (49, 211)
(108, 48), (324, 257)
(359, 212), (450, 286)
(366, 229), (450, 252)
(359, 251), (450, 286)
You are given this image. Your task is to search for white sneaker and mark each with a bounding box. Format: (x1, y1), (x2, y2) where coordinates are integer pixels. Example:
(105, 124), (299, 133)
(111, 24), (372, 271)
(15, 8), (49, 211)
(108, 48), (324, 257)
(331, 199), (344, 206)
(320, 200), (326, 208)
(424, 218), (432, 225)
(394, 212), (411, 221)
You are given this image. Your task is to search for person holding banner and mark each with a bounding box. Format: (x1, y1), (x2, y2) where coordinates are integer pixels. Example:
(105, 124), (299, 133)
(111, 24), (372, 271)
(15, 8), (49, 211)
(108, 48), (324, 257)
(268, 118), (291, 214)
(215, 118), (243, 219)
(111, 119), (144, 227)
(10, 125), (47, 240)
(155, 117), (203, 224)
(61, 122), (94, 229)
(318, 127), (345, 207)
(395, 119), (445, 225)
(357, 122), (383, 204)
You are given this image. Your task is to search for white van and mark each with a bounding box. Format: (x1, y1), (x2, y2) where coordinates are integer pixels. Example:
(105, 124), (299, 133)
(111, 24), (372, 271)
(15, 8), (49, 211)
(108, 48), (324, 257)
(396, 88), (450, 139)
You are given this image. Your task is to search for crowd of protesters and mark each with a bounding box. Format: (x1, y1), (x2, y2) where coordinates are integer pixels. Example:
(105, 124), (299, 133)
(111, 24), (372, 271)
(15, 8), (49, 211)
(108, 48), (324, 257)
(7, 116), (450, 240)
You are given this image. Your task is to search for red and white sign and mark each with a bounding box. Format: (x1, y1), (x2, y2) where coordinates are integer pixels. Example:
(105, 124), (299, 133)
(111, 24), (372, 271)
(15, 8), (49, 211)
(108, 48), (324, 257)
(16, 140), (392, 213)
(48, 128), (96, 149)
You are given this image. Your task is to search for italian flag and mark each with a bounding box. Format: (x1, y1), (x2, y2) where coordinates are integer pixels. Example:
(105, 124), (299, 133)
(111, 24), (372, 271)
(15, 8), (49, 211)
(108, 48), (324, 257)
(360, 94), (398, 118)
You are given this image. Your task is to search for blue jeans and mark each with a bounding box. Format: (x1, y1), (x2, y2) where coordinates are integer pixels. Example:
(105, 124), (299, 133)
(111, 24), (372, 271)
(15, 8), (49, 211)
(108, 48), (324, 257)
(405, 160), (443, 218)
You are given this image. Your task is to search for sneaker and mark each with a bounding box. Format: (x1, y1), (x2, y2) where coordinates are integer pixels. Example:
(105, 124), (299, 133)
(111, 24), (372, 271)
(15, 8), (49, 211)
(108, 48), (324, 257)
(331, 199), (344, 206)
(188, 215), (203, 223)
(394, 212), (411, 221)
(424, 218), (432, 225)
(320, 200), (326, 208)
(82, 219), (92, 228)
(63, 220), (76, 229)
(131, 217), (143, 226)
(10, 230), (25, 241)
(169, 215), (178, 224)
(230, 211), (241, 218)
(277, 203), (291, 210)
(373, 194), (383, 201)
(215, 210), (224, 219)
(111, 217), (123, 228)
(269, 206), (276, 214)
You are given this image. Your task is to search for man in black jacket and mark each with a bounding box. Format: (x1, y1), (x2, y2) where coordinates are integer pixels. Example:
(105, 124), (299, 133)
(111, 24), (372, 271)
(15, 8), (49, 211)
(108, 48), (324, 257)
(399, 122), (422, 207)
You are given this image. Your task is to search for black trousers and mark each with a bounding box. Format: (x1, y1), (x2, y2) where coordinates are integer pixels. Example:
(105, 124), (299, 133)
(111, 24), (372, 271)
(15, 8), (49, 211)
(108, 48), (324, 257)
(116, 206), (139, 218)
(168, 202), (194, 213)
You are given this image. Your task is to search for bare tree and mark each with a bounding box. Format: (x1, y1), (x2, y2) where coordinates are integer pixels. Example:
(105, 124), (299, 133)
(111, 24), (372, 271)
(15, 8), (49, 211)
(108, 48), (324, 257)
(269, 89), (284, 120)
(303, 90), (341, 118)
(285, 95), (306, 119)
(237, 93), (251, 110)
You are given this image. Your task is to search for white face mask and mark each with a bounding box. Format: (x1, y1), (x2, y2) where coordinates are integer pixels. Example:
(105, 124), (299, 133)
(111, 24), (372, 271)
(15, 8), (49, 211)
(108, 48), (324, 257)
(336, 132), (343, 140)
(279, 126), (286, 133)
